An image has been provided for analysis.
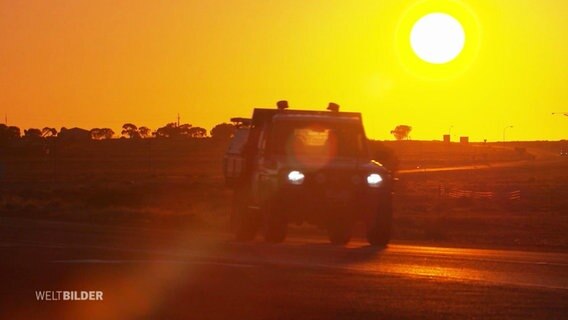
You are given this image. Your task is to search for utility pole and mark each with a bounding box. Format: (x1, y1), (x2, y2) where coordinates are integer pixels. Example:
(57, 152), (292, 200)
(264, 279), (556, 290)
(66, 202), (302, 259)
(177, 113), (180, 127)
(4, 113), (7, 125)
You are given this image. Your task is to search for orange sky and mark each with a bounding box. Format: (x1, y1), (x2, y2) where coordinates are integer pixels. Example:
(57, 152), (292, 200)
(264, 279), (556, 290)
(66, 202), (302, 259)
(0, 0), (566, 141)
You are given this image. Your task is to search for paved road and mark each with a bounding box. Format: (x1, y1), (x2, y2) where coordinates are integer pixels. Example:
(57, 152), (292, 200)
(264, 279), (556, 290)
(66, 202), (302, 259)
(397, 159), (565, 175)
(1, 218), (567, 319)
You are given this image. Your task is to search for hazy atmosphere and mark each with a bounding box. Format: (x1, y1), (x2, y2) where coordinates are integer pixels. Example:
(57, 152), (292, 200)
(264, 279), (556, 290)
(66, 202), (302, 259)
(1, 1), (567, 319)
(1, 0), (566, 141)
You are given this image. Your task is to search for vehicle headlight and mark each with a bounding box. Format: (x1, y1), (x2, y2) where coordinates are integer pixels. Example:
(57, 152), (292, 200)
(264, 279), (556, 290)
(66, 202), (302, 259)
(287, 170), (305, 185)
(366, 173), (383, 188)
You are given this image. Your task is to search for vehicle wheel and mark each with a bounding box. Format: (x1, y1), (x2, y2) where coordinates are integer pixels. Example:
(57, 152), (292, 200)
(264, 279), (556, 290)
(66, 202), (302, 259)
(366, 223), (390, 247)
(367, 197), (392, 247)
(328, 221), (352, 245)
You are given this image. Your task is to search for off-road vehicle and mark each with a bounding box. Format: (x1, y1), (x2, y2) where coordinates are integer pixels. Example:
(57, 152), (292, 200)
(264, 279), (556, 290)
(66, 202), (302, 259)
(223, 101), (393, 245)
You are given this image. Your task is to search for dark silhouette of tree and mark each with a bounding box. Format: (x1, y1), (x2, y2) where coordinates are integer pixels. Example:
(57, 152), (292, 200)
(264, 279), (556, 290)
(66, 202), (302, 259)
(90, 128), (103, 140)
(42, 127), (58, 137)
(121, 123), (141, 139)
(154, 123), (178, 138)
(91, 128), (115, 140)
(154, 123), (194, 138)
(178, 123), (192, 136)
(0, 124), (20, 142)
(139, 126), (151, 138)
(24, 128), (42, 139)
(210, 123), (236, 140)
(100, 128), (115, 139)
(187, 127), (207, 138)
(7, 126), (21, 139)
(390, 125), (412, 141)
(0, 124), (8, 140)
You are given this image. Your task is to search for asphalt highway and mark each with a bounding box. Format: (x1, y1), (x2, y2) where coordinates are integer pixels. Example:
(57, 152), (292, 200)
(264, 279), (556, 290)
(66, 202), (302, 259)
(1, 218), (567, 319)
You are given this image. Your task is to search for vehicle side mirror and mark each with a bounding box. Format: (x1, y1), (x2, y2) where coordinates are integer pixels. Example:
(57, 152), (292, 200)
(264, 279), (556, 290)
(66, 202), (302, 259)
(371, 143), (399, 172)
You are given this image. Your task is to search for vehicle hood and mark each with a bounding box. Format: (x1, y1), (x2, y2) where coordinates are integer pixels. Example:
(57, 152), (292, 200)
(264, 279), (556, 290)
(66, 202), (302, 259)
(274, 156), (389, 175)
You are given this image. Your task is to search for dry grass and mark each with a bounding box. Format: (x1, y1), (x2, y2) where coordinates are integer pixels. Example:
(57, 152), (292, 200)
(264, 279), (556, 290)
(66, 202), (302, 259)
(1, 139), (567, 250)
(394, 161), (568, 250)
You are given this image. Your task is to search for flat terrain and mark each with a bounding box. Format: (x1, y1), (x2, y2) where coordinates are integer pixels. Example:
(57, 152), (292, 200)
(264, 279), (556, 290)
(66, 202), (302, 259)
(2, 139), (566, 251)
(1, 218), (567, 320)
(1, 139), (567, 319)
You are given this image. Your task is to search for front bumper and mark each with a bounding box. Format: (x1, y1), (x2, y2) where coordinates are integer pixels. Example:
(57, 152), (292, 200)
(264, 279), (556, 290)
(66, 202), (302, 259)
(271, 183), (389, 223)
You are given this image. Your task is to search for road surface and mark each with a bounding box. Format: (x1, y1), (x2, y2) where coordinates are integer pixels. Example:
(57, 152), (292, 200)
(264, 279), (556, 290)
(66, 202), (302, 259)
(1, 218), (567, 319)
(397, 159), (565, 175)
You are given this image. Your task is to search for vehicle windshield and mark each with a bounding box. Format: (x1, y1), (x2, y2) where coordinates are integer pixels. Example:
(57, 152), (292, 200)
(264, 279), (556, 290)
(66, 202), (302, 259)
(267, 118), (368, 159)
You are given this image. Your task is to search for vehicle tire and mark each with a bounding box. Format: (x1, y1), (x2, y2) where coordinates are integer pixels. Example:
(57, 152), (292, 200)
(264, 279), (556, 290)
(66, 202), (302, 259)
(328, 221), (352, 245)
(367, 194), (393, 247)
(366, 223), (390, 247)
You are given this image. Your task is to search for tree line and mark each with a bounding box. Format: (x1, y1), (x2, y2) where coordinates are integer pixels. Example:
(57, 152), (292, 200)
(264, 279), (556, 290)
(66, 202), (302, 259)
(1, 122), (413, 142)
(0, 122), (236, 142)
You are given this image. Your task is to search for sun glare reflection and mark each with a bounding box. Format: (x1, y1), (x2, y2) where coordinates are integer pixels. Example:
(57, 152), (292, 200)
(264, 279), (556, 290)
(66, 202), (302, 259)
(340, 245), (484, 283)
(59, 229), (220, 320)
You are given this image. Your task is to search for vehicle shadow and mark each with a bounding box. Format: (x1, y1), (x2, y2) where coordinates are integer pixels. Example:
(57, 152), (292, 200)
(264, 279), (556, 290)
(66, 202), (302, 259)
(297, 241), (388, 265)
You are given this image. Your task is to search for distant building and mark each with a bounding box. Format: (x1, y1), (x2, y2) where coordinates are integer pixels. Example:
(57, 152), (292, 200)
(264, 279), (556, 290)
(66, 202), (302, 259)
(443, 134), (450, 143)
(460, 136), (469, 144)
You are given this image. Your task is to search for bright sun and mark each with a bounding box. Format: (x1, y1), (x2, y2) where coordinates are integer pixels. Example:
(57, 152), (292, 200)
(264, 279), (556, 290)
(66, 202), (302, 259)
(410, 13), (465, 64)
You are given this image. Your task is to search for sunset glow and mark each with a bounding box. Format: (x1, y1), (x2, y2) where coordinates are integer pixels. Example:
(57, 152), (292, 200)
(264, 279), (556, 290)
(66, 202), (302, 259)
(0, 0), (566, 141)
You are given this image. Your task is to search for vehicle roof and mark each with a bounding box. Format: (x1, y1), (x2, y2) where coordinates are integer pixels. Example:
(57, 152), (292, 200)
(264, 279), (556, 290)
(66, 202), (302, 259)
(272, 113), (361, 123)
(252, 108), (362, 126)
